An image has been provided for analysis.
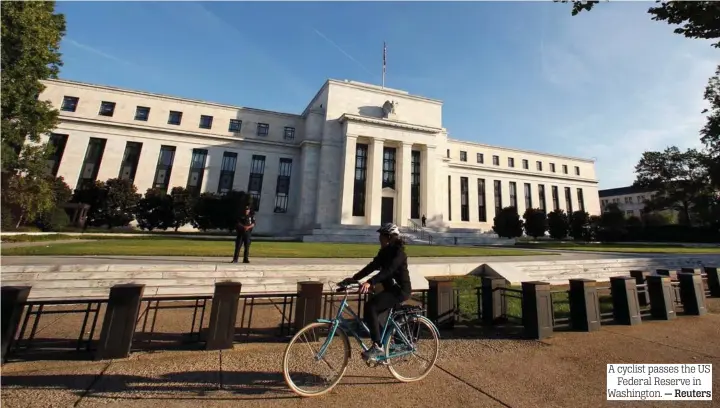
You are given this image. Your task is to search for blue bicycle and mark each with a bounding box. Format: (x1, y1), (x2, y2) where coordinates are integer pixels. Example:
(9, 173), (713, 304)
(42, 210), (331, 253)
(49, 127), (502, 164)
(282, 280), (440, 397)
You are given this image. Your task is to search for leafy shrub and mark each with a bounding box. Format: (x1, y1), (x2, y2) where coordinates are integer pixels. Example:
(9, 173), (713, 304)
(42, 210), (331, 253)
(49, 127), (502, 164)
(522, 208), (547, 239)
(492, 206), (524, 239)
(547, 209), (569, 240)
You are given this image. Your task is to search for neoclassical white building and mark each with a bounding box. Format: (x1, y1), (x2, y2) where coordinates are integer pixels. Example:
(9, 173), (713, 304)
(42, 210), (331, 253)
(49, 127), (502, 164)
(39, 78), (601, 235)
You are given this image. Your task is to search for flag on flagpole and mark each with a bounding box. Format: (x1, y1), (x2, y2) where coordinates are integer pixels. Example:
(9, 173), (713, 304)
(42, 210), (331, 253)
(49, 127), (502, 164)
(382, 41), (386, 88)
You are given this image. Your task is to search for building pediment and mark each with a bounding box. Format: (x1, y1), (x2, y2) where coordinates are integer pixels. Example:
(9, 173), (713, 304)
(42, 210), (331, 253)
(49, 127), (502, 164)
(338, 113), (442, 134)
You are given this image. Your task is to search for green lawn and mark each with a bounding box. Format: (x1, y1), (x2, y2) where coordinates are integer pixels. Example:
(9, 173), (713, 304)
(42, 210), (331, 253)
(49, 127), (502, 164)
(516, 242), (720, 254)
(452, 276), (614, 322)
(0, 239), (551, 258)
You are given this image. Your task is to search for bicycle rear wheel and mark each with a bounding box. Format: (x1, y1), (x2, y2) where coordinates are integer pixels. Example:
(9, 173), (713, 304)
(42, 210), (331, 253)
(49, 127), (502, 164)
(282, 322), (350, 397)
(385, 315), (439, 382)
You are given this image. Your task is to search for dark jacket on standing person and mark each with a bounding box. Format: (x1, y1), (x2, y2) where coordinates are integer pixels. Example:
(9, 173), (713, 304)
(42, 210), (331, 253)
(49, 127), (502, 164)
(352, 241), (411, 298)
(235, 214), (255, 235)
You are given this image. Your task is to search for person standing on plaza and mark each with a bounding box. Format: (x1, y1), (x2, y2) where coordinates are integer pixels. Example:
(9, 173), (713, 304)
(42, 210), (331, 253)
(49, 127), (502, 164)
(421, 214), (426, 227)
(232, 205), (255, 263)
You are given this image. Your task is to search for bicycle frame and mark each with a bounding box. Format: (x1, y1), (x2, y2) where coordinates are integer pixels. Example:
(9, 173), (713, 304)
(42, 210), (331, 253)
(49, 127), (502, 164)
(315, 290), (417, 362)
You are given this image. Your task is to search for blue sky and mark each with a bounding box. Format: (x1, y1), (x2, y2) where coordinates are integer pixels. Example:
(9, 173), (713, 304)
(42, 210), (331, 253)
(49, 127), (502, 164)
(56, 1), (718, 190)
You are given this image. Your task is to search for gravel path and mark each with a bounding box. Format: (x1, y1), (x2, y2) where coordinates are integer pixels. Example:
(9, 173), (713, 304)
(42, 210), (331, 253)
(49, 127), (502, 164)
(2, 313), (719, 407)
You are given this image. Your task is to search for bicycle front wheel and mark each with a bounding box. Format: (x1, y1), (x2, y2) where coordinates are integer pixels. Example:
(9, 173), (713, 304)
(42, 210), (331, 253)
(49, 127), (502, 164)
(282, 322), (350, 397)
(385, 315), (440, 382)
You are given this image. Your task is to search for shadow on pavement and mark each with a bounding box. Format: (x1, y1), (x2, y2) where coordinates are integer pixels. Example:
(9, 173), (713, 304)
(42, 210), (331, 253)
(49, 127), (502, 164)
(1, 370), (396, 400)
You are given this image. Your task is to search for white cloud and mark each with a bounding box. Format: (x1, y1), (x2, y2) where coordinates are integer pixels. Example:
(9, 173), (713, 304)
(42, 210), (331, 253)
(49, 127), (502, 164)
(64, 38), (138, 67)
(539, 4), (718, 189)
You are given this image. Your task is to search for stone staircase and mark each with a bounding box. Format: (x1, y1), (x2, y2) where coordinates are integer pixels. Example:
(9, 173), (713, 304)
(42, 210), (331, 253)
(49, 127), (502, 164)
(300, 222), (515, 246)
(484, 255), (720, 284)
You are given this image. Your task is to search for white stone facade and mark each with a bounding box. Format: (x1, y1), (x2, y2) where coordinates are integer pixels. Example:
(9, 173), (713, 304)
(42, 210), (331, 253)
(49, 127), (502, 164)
(39, 78), (601, 235)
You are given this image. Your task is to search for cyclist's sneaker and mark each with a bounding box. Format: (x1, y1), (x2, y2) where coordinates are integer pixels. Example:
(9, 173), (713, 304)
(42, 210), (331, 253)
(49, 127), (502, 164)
(362, 344), (384, 361)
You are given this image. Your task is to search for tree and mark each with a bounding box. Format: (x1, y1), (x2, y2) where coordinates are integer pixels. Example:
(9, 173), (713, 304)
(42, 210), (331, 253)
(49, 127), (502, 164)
(522, 208), (548, 239)
(569, 211), (591, 241)
(72, 178), (141, 229)
(135, 188), (174, 231)
(3, 173), (55, 227)
(634, 147), (712, 226)
(547, 209), (569, 240)
(559, 1), (720, 187)
(598, 203), (627, 241)
(560, 1), (720, 47)
(1, 1), (66, 173)
(169, 187), (194, 231)
(492, 207), (524, 239)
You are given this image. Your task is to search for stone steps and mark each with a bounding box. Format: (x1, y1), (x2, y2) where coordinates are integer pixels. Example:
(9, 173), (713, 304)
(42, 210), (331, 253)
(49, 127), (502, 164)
(484, 255), (720, 285)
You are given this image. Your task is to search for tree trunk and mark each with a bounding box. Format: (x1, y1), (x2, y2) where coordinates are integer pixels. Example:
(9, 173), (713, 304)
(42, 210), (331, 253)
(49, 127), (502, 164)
(15, 213), (24, 229)
(683, 203), (692, 227)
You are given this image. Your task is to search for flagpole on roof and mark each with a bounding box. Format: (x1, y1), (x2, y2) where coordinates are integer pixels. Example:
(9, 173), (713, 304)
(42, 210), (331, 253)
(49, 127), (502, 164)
(382, 41), (386, 89)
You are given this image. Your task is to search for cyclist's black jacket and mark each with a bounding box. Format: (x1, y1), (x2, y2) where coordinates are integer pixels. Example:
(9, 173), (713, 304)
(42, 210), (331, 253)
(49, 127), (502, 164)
(352, 242), (411, 298)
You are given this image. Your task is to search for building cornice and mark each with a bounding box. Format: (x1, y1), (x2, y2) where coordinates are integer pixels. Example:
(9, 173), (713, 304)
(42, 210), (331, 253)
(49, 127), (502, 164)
(44, 79), (302, 120)
(448, 161), (599, 184)
(327, 79), (443, 105)
(338, 113), (443, 134)
(447, 138), (595, 164)
(58, 115), (301, 149)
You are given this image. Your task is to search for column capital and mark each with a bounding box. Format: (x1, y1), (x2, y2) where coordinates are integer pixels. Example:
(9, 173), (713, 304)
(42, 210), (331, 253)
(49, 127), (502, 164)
(401, 141), (414, 147)
(345, 134), (359, 140)
(425, 144), (437, 150)
(372, 138), (386, 144)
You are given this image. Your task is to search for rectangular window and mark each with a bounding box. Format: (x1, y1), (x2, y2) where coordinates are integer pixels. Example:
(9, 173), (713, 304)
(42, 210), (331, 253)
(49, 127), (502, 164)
(522, 159), (529, 169)
(565, 187), (573, 213)
(478, 178), (487, 222)
(509, 182), (518, 209)
(410, 150), (421, 219)
(257, 123), (269, 137)
(199, 115), (213, 129)
(577, 188), (585, 212)
(168, 111), (183, 125)
(575, 166), (580, 176)
(77, 138), (107, 189)
(493, 155), (500, 166)
(382, 147), (397, 189)
(508, 157), (515, 168)
(217, 151), (238, 194)
(274, 158), (293, 213)
(550, 163), (556, 173)
(284, 127), (295, 140)
(460, 177), (469, 222)
(494, 180), (502, 215)
(98, 101), (116, 117)
(153, 145), (176, 192)
(460, 151), (467, 162)
(477, 153), (484, 164)
(118, 141), (143, 182)
(61, 96), (79, 112)
(446, 149), (450, 158)
(448, 175), (452, 221)
(186, 148), (208, 194)
(248, 155), (266, 211)
(135, 106), (150, 121)
(562, 164), (568, 174)
(538, 184), (546, 212)
(551, 186), (559, 211)
(353, 144), (368, 217)
(524, 183), (532, 210)
(537, 161), (543, 171)
(47, 133), (68, 176)
(229, 119), (242, 132)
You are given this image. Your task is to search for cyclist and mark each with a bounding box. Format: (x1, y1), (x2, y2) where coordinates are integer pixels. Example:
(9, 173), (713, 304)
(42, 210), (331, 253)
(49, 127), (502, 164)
(344, 222), (411, 361)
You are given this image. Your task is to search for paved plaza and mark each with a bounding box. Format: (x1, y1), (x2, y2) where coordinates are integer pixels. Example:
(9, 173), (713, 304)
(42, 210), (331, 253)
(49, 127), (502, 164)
(2, 300), (719, 408)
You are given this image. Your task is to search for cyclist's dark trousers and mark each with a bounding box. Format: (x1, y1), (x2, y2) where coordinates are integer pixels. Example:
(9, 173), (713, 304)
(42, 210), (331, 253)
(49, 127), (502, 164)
(364, 291), (404, 346)
(233, 233), (251, 261)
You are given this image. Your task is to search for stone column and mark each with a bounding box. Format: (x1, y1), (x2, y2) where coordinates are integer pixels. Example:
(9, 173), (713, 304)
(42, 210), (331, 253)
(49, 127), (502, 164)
(339, 135), (358, 224)
(366, 138), (384, 225)
(420, 144), (437, 224)
(396, 142), (413, 226)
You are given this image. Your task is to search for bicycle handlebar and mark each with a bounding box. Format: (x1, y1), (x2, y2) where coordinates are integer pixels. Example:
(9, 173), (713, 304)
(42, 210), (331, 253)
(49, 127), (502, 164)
(334, 279), (361, 293)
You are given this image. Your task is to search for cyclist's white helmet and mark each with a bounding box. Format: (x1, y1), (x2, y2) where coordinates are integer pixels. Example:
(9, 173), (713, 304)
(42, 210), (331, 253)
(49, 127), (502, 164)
(377, 223), (400, 236)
